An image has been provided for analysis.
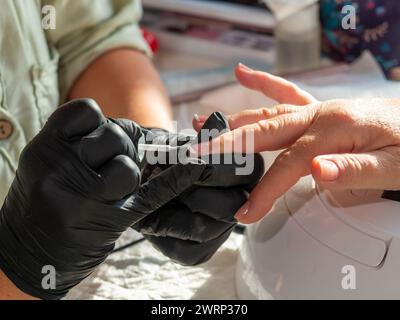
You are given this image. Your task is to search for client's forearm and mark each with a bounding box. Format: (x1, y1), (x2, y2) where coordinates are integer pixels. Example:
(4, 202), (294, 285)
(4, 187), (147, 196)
(69, 48), (173, 130)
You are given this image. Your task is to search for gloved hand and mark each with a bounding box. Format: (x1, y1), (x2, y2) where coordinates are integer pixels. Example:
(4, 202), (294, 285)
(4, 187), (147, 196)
(133, 113), (265, 265)
(0, 98), (264, 299)
(0, 99), (148, 299)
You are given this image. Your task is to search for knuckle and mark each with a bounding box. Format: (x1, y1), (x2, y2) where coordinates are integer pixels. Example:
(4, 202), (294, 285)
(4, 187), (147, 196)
(274, 150), (294, 170)
(340, 155), (363, 177)
(301, 134), (318, 144)
(293, 135), (317, 154)
(259, 107), (273, 119)
(108, 122), (127, 141)
(336, 154), (376, 185)
(257, 118), (282, 136)
(114, 154), (139, 174)
(379, 148), (400, 178)
(321, 100), (358, 125)
(47, 98), (105, 138)
(64, 98), (103, 122)
(274, 137), (315, 173)
(276, 104), (295, 114)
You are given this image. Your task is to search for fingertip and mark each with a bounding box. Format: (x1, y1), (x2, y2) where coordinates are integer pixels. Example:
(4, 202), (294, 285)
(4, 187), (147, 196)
(192, 114), (207, 132)
(237, 63), (253, 72)
(234, 202), (249, 221)
(235, 207), (270, 224)
(234, 195), (273, 224)
(235, 213), (257, 225)
(192, 119), (202, 132)
(234, 67), (241, 83)
(235, 63), (252, 82)
(193, 114), (208, 122)
(312, 157), (339, 182)
(311, 157), (322, 178)
(46, 99), (106, 139)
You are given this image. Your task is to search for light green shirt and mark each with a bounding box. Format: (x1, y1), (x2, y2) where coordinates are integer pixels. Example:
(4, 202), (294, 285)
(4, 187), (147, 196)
(0, 0), (150, 203)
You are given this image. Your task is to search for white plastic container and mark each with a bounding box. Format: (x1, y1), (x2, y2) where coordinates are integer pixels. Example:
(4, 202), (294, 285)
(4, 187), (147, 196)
(276, 4), (321, 72)
(236, 173), (400, 300)
(263, 0), (321, 72)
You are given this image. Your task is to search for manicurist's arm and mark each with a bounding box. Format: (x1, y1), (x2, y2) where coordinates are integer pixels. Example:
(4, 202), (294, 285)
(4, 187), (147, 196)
(0, 270), (36, 300)
(68, 48), (173, 130)
(44, 0), (172, 129)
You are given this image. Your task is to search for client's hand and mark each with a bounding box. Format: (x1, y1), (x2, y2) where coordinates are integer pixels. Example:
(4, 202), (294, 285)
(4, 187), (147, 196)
(193, 63), (316, 131)
(193, 66), (400, 224)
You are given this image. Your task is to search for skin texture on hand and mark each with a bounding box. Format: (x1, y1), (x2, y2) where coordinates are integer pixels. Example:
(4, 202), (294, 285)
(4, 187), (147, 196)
(193, 63), (316, 131)
(193, 64), (400, 224)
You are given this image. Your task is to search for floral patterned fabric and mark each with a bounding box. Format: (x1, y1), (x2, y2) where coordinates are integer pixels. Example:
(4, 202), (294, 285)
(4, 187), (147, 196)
(320, 0), (400, 80)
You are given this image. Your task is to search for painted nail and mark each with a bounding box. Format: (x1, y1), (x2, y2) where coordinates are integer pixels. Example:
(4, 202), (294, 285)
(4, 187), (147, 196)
(238, 63), (253, 72)
(193, 114), (208, 123)
(235, 201), (250, 219)
(318, 159), (339, 181)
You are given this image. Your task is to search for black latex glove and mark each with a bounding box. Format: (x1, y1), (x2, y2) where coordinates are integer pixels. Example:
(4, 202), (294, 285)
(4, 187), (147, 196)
(133, 113), (265, 265)
(0, 99), (263, 299)
(0, 99), (147, 299)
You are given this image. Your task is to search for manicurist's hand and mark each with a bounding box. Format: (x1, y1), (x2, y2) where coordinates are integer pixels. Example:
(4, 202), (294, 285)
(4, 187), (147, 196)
(0, 99), (146, 299)
(0, 99), (264, 299)
(193, 65), (400, 224)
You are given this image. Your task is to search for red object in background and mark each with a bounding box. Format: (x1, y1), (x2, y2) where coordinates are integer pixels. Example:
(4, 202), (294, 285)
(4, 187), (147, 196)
(141, 28), (159, 54)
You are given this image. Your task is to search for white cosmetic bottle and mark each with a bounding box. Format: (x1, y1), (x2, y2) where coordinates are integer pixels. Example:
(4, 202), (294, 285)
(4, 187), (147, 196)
(264, 0), (321, 73)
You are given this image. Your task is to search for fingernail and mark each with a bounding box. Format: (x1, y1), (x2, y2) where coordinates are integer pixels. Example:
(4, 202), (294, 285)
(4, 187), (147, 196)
(235, 202), (250, 219)
(238, 63), (253, 72)
(318, 159), (339, 181)
(193, 114), (207, 123)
